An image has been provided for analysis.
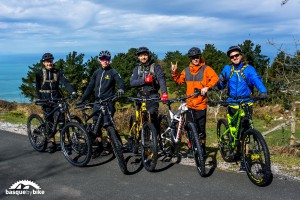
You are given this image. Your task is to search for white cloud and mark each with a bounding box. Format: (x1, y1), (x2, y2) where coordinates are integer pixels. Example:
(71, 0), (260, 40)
(0, 0), (299, 56)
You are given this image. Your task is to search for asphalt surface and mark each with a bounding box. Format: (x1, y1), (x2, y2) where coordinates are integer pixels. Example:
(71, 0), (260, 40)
(0, 130), (300, 200)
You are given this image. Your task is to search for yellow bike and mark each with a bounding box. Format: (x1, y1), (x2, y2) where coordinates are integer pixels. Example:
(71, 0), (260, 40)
(127, 96), (160, 172)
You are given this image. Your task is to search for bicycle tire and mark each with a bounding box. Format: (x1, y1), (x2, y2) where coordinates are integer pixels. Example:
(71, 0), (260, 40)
(187, 122), (206, 177)
(27, 114), (47, 152)
(129, 115), (139, 154)
(241, 129), (272, 187)
(158, 114), (175, 155)
(60, 122), (92, 167)
(141, 121), (158, 172)
(107, 126), (128, 174)
(217, 119), (235, 162)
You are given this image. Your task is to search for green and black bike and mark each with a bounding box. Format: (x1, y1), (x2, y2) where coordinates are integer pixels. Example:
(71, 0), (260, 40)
(213, 97), (272, 186)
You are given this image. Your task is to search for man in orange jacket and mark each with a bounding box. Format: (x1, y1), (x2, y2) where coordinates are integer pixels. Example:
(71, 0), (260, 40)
(171, 47), (219, 157)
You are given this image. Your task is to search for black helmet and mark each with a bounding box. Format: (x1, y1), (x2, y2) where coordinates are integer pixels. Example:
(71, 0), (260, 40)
(99, 50), (111, 59)
(188, 47), (201, 58)
(227, 45), (242, 57)
(42, 53), (54, 61)
(136, 47), (150, 55)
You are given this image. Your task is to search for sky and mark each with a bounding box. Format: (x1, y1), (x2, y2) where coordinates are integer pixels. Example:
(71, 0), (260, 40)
(0, 0), (299, 60)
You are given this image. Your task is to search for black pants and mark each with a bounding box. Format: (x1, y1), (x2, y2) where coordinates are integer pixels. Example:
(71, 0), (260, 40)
(185, 108), (207, 139)
(42, 105), (64, 138)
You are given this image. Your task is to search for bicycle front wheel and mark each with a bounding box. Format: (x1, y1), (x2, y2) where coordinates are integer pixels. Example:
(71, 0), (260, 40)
(217, 119), (234, 162)
(158, 114), (175, 155)
(141, 121), (158, 172)
(107, 126), (128, 174)
(60, 122), (92, 167)
(187, 122), (206, 177)
(242, 129), (272, 187)
(27, 114), (47, 152)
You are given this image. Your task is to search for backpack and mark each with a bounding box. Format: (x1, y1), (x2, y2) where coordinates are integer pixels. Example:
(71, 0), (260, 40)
(229, 64), (248, 81)
(42, 68), (58, 88)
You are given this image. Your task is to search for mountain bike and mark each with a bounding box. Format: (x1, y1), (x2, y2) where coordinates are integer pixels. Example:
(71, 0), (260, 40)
(158, 91), (206, 177)
(74, 95), (128, 174)
(127, 96), (160, 172)
(27, 96), (86, 163)
(211, 97), (272, 186)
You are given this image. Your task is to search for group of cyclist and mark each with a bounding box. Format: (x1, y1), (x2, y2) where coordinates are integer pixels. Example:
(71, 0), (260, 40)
(36, 45), (267, 172)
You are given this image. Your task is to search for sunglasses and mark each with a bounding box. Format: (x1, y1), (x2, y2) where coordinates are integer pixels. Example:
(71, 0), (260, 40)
(191, 56), (200, 60)
(230, 54), (240, 59)
(100, 57), (110, 62)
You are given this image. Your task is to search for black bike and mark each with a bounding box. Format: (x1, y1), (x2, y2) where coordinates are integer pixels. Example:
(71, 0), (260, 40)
(73, 95), (128, 174)
(27, 96), (84, 155)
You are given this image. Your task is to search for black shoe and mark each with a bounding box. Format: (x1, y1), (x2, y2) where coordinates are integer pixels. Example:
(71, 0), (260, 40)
(92, 142), (103, 159)
(239, 161), (246, 173)
(48, 142), (57, 153)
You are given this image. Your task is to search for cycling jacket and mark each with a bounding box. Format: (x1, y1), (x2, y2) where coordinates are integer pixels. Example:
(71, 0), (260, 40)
(130, 57), (167, 97)
(172, 59), (219, 110)
(218, 62), (267, 103)
(81, 65), (125, 101)
(36, 67), (75, 99)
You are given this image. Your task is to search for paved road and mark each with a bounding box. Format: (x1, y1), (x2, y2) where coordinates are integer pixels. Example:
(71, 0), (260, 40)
(0, 130), (300, 200)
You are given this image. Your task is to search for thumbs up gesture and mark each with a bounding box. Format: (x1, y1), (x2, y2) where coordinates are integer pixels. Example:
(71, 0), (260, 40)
(171, 61), (178, 72)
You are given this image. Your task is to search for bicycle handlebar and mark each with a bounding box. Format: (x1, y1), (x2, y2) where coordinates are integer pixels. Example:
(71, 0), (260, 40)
(75, 95), (119, 110)
(35, 95), (74, 106)
(126, 96), (161, 102)
(207, 96), (264, 107)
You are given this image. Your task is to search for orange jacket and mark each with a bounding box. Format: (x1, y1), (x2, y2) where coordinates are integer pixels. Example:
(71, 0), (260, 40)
(172, 60), (219, 110)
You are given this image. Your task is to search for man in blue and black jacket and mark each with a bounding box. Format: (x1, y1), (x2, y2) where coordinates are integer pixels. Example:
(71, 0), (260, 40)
(217, 45), (267, 172)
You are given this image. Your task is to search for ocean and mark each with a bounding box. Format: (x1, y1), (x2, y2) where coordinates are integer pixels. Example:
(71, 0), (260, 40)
(0, 54), (42, 103)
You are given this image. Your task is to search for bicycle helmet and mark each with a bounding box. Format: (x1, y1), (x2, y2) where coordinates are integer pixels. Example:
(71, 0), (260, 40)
(42, 53), (54, 61)
(227, 45), (242, 57)
(136, 47), (150, 55)
(188, 47), (201, 58)
(99, 50), (111, 59)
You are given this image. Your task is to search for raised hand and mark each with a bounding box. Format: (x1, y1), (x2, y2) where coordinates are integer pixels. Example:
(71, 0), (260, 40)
(171, 61), (178, 72)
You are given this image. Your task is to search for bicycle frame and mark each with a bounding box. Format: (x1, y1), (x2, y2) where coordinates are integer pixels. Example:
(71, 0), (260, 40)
(220, 101), (254, 149)
(128, 97), (158, 138)
(38, 97), (72, 137)
(77, 96), (118, 135)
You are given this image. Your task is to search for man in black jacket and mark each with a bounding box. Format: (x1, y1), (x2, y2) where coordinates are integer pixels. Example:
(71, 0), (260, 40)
(77, 50), (125, 155)
(130, 47), (168, 135)
(36, 53), (77, 153)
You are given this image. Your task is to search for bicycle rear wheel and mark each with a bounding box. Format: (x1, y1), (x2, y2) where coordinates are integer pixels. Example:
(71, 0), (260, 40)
(60, 122), (92, 167)
(107, 126), (128, 174)
(242, 129), (272, 187)
(27, 114), (47, 152)
(187, 122), (206, 177)
(158, 114), (175, 155)
(141, 121), (158, 172)
(217, 119), (234, 162)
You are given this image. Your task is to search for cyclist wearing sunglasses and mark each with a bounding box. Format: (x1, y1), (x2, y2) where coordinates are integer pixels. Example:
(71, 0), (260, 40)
(77, 50), (125, 155)
(217, 45), (267, 171)
(171, 47), (219, 158)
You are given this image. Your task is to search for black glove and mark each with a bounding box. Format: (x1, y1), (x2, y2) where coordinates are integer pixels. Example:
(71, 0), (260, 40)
(221, 73), (227, 84)
(259, 93), (267, 99)
(117, 89), (124, 98)
(71, 92), (78, 99)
